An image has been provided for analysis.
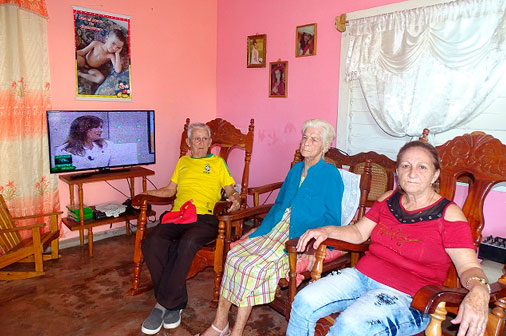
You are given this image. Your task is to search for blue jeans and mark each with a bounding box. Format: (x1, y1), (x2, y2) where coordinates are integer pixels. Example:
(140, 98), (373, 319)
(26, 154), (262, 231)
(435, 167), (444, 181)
(287, 268), (430, 336)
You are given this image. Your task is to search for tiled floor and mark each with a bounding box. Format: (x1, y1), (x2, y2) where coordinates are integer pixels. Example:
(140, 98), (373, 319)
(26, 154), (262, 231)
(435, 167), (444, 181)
(1, 233), (505, 336)
(0, 234), (287, 336)
(481, 259), (504, 283)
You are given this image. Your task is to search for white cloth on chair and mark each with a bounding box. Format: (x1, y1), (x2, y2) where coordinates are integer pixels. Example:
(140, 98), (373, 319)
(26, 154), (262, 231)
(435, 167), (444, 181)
(339, 168), (361, 226)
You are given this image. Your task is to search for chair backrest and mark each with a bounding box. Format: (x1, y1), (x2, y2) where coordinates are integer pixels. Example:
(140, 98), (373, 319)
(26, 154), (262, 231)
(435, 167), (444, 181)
(0, 195), (21, 254)
(179, 118), (255, 209)
(436, 132), (506, 287)
(292, 148), (396, 207)
(325, 148), (396, 207)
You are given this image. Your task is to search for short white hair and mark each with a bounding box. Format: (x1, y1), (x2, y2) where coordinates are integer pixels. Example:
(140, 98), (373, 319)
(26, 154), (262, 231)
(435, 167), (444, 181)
(187, 123), (211, 139)
(301, 119), (336, 149)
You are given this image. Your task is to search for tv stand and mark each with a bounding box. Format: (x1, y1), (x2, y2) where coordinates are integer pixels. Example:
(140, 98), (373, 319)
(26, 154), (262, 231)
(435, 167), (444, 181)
(68, 167), (132, 180)
(59, 166), (155, 256)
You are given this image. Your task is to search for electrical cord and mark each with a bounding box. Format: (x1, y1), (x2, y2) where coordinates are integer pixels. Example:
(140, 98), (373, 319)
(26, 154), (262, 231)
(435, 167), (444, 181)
(146, 177), (158, 189)
(262, 190), (275, 205)
(104, 180), (130, 199)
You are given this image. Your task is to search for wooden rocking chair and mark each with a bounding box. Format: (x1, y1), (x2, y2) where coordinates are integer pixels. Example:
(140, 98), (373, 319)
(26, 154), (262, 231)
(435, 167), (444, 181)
(128, 118), (254, 295)
(0, 195), (62, 280)
(286, 131), (506, 336)
(213, 147), (396, 313)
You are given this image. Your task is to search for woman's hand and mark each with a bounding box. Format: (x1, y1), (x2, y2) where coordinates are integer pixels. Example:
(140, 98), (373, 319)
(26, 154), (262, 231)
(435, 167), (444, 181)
(451, 285), (490, 336)
(296, 227), (329, 252)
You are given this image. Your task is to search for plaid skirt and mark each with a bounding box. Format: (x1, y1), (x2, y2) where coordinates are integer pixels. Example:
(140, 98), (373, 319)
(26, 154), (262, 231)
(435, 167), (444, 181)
(220, 209), (290, 307)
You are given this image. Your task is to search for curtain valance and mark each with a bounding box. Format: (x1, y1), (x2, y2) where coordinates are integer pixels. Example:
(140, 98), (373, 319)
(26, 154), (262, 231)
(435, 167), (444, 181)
(345, 0), (506, 137)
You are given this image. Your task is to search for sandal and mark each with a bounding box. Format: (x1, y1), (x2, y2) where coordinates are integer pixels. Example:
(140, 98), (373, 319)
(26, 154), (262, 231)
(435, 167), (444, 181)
(195, 323), (231, 336)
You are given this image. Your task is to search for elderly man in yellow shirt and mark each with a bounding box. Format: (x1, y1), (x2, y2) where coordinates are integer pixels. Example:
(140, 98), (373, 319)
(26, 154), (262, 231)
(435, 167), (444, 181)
(140, 123), (241, 335)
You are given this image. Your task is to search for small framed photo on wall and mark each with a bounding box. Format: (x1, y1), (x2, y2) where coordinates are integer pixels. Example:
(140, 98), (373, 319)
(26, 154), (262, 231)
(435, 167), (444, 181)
(269, 61), (287, 98)
(296, 23), (317, 57)
(247, 34), (266, 68)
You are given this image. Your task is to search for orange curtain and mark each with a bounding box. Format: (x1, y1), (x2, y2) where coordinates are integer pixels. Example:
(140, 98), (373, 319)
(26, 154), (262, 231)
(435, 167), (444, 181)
(0, 0), (60, 239)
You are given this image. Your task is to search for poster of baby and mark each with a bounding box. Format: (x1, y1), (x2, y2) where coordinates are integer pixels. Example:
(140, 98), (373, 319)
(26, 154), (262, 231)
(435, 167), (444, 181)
(73, 7), (132, 100)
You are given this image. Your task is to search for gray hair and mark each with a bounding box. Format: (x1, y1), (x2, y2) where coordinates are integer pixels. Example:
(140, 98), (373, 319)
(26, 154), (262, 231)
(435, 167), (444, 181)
(302, 119), (336, 149)
(187, 123), (211, 139)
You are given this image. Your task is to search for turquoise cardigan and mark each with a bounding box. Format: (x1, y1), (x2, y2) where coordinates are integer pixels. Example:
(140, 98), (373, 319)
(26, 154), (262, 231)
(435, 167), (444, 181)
(249, 158), (344, 240)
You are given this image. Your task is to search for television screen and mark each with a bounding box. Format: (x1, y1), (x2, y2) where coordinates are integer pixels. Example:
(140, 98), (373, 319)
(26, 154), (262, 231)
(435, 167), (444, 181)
(47, 110), (155, 174)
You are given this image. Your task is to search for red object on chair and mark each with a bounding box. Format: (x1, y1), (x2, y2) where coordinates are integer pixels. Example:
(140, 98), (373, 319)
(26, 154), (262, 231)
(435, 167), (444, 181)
(160, 200), (197, 224)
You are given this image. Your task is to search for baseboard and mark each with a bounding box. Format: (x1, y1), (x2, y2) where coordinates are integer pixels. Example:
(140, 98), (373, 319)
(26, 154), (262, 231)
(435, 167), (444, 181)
(57, 220), (159, 250)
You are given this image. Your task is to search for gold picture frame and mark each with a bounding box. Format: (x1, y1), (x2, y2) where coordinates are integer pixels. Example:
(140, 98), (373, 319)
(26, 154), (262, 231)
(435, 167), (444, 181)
(269, 61), (288, 98)
(247, 34), (266, 68)
(295, 23), (317, 57)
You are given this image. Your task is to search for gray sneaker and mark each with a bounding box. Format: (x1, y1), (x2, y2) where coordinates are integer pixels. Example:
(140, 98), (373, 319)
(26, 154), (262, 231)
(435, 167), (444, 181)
(163, 309), (182, 329)
(141, 307), (165, 335)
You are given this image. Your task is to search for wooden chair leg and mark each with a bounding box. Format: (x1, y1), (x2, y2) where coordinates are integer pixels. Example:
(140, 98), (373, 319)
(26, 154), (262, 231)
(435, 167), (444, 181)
(129, 224), (147, 295)
(50, 238), (59, 259)
(50, 215), (60, 259)
(32, 227), (44, 274)
(425, 302), (446, 336)
(212, 220), (227, 306)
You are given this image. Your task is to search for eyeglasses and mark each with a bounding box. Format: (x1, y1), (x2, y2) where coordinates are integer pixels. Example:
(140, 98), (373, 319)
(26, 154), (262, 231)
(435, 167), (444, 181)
(191, 137), (210, 143)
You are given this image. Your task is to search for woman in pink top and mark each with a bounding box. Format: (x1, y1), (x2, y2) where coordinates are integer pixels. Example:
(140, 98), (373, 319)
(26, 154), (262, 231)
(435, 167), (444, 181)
(288, 140), (490, 336)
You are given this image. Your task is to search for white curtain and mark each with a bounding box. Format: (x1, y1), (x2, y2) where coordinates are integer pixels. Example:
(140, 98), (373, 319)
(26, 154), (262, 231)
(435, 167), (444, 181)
(345, 0), (506, 137)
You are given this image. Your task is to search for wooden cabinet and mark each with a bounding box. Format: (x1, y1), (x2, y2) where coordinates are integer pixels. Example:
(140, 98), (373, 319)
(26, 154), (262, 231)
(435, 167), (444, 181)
(59, 167), (155, 256)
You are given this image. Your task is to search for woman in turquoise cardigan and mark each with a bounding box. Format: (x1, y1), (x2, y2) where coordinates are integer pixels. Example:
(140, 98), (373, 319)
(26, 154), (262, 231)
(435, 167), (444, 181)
(196, 119), (345, 336)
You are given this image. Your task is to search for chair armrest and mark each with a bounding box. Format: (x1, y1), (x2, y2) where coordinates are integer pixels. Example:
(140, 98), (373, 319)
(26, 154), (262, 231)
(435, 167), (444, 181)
(0, 223), (45, 234)
(213, 201), (232, 216)
(285, 237), (370, 254)
(248, 182), (283, 195)
(411, 282), (506, 315)
(217, 204), (273, 222)
(132, 194), (175, 206)
(12, 211), (63, 221)
(411, 285), (468, 314)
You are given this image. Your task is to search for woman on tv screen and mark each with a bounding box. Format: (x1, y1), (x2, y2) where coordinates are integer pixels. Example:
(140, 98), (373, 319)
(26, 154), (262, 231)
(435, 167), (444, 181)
(55, 115), (112, 170)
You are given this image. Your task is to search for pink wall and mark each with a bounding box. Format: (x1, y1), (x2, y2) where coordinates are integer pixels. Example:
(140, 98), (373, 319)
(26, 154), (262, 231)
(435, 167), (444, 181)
(216, 0), (402, 188)
(215, 0), (506, 239)
(44, 0), (506, 241)
(46, 0), (218, 239)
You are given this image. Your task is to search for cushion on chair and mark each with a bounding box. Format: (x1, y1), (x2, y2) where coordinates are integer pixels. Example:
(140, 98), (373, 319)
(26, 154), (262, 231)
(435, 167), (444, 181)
(290, 248), (345, 286)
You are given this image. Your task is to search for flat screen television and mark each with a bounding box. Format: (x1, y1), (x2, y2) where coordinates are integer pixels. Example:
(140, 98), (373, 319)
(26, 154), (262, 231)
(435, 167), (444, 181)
(47, 110), (155, 175)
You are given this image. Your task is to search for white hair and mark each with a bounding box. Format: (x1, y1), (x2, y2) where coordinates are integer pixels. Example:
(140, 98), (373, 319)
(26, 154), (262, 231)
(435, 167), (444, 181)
(187, 123), (211, 139)
(301, 119), (336, 150)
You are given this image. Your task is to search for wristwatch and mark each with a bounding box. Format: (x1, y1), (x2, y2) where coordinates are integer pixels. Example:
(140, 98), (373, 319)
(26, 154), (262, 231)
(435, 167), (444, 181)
(465, 276), (491, 294)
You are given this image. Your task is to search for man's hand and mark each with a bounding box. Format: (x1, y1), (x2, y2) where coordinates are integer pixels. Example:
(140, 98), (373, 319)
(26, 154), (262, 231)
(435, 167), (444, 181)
(227, 192), (241, 212)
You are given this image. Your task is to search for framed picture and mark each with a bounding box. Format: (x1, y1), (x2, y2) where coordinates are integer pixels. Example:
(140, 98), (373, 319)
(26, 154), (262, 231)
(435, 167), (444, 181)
(73, 7), (132, 101)
(269, 61), (288, 98)
(247, 34), (266, 68)
(296, 23), (317, 57)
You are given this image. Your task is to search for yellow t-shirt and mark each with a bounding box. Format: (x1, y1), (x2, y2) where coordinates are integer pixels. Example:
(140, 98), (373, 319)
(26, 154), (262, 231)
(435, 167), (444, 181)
(171, 154), (236, 215)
